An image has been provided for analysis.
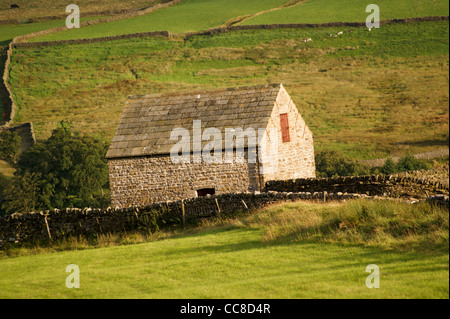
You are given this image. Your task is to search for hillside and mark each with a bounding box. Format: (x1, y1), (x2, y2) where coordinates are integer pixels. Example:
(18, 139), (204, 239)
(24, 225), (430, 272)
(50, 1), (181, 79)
(9, 20), (449, 159)
(0, 0), (166, 21)
(25, 0), (450, 42)
(28, 0), (290, 42)
(241, 0), (450, 25)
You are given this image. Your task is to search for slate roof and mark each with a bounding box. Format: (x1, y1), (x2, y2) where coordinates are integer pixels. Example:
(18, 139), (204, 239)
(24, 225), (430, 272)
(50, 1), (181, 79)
(106, 83), (282, 159)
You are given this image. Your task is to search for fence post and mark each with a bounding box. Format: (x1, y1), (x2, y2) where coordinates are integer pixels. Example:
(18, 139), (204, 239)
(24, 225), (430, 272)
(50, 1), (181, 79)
(215, 198), (221, 216)
(44, 215), (52, 240)
(181, 200), (186, 228)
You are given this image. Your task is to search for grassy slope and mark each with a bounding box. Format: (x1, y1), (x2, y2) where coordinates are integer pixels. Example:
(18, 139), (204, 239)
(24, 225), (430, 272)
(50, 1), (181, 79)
(9, 21), (449, 159)
(0, 200), (448, 298)
(242, 0), (450, 25)
(0, 17), (107, 47)
(30, 0), (290, 42)
(0, 0), (164, 21)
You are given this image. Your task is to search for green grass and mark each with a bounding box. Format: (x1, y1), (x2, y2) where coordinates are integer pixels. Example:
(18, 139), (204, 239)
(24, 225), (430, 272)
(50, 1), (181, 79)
(0, 200), (448, 298)
(0, 20), (66, 46)
(30, 0), (290, 42)
(242, 0), (450, 25)
(0, 16), (105, 46)
(0, 0), (165, 21)
(9, 21), (449, 159)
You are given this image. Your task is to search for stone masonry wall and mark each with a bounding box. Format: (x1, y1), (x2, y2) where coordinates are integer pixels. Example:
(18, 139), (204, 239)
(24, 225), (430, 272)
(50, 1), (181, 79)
(259, 85), (315, 183)
(108, 150), (261, 208)
(266, 173), (450, 199)
(1, 190), (447, 247)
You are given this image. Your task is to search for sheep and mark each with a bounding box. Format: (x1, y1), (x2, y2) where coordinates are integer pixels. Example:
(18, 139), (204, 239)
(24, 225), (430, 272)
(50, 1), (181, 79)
(337, 31), (343, 36)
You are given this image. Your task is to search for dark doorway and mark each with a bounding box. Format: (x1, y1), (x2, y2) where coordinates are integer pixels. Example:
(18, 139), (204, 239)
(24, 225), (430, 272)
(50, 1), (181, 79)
(196, 188), (216, 197)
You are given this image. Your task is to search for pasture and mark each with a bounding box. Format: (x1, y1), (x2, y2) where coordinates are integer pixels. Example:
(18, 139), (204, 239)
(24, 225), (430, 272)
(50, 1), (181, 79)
(242, 0), (450, 25)
(0, 200), (448, 298)
(27, 0), (450, 42)
(0, 0), (165, 21)
(9, 20), (449, 159)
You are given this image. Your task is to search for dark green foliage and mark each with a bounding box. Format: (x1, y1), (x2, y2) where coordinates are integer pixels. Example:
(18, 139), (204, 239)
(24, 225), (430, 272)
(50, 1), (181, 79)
(380, 156), (398, 175)
(0, 130), (21, 164)
(1, 171), (41, 214)
(315, 150), (371, 178)
(396, 152), (429, 172)
(1, 125), (110, 213)
(380, 152), (430, 175)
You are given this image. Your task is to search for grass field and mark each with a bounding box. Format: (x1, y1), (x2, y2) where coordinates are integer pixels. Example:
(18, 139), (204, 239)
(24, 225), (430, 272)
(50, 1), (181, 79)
(9, 20), (449, 159)
(242, 0), (450, 25)
(0, 16), (108, 47)
(30, 0), (292, 42)
(0, 200), (448, 298)
(0, 0), (165, 21)
(28, 0), (450, 42)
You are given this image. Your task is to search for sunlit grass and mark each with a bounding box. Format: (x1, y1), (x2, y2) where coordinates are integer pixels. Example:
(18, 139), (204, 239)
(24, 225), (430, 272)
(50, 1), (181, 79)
(242, 0), (449, 25)
(0, 199), (448, 298)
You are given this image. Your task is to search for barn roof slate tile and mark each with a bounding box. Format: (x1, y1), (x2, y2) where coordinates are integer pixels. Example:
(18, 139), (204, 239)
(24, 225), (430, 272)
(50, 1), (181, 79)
(106, 83), (282, 159)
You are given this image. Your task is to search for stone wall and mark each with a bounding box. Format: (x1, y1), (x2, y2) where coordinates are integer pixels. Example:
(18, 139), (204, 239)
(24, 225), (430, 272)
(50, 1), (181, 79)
(12, 31), (171, 49)
(1, 190), (447, 247)
(0, 192), (295, 245)
(108, 150), (261, 208)
(266, 173), (449, 199)
(182, 16), (449, 38)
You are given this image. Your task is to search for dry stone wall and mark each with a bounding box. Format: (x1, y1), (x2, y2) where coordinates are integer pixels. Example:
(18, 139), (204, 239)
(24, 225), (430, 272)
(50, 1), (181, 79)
(266, 173), (449, 199)
(1, 189), (447, 247)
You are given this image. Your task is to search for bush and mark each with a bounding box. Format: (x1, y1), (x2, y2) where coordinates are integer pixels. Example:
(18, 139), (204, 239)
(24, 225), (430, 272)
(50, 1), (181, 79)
(315, 150), (371, 178)
(396, 152), (429, 172)
(380, 156), (398, 175)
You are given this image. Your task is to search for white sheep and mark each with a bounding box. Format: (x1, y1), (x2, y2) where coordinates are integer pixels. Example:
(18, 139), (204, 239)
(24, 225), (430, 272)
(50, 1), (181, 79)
(337, 31), (343, 36)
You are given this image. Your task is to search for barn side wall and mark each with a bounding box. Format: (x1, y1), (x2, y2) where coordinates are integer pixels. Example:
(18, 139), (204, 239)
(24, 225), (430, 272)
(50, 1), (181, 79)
(108, 150), (261, 208)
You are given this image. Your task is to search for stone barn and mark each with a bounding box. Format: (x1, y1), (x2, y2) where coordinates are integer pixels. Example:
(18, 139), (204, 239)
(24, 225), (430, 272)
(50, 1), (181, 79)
(106, 83), (315, 208)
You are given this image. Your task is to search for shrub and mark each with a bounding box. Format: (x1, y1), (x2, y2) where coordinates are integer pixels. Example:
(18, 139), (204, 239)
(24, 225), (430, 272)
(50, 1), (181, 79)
(380, 156), (398, 175)
(315, 150), (371, 178)
(396, 152), (429, 172)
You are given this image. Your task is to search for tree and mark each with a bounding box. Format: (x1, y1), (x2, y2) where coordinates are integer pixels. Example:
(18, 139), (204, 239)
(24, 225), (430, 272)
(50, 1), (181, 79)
(380, 156), (397, 175)
(1, 172), (42, 214)
(2, 126), (110, 213)
(0, 130), (21, 164)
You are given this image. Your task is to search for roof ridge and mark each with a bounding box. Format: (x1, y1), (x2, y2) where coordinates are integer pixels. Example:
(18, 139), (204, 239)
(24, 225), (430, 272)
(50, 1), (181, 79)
(127, 83), (282, 100)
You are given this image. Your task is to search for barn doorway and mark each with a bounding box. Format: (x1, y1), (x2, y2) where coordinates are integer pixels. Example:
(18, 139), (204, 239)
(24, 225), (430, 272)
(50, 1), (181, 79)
(196, 188), (216, 197)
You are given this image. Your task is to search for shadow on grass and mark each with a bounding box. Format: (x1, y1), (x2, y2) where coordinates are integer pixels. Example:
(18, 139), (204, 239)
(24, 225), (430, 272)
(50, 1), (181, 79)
(152, 224), (448, 269)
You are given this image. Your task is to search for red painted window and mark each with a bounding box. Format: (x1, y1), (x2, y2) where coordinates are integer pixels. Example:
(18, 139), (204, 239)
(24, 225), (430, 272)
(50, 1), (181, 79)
(280, 113), (290, 143)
